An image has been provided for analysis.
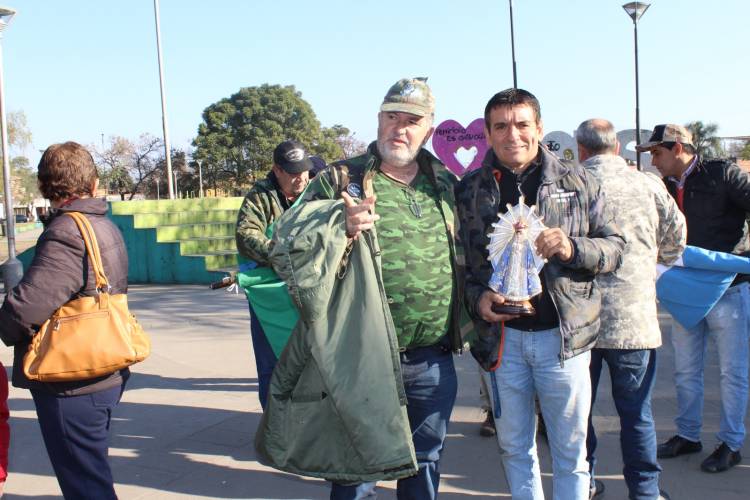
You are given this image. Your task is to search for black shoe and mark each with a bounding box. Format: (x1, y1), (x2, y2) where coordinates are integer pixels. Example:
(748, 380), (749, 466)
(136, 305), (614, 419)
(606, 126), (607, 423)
(479, 411), (496, 437)
(657, 435), (702, 458)
(700, 442), (741, 473)
(589, 479), (604, 499)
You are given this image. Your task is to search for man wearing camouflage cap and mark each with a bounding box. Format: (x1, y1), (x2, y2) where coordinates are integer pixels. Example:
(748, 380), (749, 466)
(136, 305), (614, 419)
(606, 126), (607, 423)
(638, 124), (750, 473)
(300, 77), (463, 499)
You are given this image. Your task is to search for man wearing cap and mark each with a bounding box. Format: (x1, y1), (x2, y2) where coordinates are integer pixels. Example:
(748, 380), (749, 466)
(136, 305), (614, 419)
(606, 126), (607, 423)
(299, 77), (462, 499)
(235, 139), (313, 409)
(637, 125), (750, 473)
(577, 119), (685, 499)
(456, 89), (625, 499)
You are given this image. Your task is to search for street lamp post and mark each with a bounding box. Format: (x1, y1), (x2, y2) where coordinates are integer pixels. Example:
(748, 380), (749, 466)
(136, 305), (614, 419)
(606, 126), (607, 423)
(153, 0), (174, 199)
(508, 0), (518, 88)
(155, 177), (160, 200)
(622, 2), (651, 171)
(197, 160), (204, 198)
(0, 5), (22, 291)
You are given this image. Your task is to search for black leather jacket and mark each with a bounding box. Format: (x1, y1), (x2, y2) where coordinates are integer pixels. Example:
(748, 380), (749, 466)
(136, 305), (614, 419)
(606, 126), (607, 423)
(664, 157), (750, 256)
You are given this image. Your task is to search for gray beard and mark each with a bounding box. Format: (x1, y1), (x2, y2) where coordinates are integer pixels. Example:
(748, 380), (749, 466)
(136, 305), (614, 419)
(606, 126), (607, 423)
(377, 141), (419, 168)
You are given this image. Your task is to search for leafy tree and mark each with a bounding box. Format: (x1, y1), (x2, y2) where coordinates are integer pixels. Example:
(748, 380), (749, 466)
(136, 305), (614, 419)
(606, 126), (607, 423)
(94, 136), (135, 200)
(739, 141), (750, 161)
(10, 157), (39, 204)
(1, 110), (34, 208)
(321, 124), (367, 160)
(93, 134), (166, 200)
(685, 121), (724, 158)
(192, 84), (343, 194)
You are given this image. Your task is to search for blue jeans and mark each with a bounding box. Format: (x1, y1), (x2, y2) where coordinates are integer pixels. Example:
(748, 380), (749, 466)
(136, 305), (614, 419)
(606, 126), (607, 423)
(490, 327), (590, 500)
(587, 348), (660, 500)
(671, 282), (750, 451)
(330, 342), (457, 500)
(248, 302), (277, 410)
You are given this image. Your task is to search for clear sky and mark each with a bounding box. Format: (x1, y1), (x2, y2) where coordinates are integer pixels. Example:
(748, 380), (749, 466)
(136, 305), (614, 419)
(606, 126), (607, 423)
(3, 0), (748, 166)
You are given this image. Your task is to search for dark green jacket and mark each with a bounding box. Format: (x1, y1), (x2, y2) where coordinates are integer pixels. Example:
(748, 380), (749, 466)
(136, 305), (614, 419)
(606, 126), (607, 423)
(456, 148), (625, 369)
(302, 143), (466, 351)
(254, 199), (417, 483)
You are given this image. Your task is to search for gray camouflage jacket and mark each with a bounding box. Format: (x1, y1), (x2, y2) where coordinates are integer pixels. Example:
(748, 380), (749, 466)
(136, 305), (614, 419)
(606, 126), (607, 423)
(456, 147), (625, 369)
(583, 154), (686, 349)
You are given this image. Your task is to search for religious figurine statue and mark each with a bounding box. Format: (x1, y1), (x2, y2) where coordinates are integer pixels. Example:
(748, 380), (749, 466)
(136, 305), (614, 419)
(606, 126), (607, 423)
(486, 196), (546, 316)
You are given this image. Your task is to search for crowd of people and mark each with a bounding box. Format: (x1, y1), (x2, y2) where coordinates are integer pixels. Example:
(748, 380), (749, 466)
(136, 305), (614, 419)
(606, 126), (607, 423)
(0, 77), (747, 500)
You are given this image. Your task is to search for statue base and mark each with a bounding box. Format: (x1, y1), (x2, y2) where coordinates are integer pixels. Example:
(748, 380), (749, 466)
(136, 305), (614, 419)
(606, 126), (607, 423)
(491, 300), (536, 316)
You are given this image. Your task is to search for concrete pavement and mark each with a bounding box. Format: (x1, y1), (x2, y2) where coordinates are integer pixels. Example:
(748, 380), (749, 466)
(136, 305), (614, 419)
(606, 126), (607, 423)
(1, 284), (748, 499)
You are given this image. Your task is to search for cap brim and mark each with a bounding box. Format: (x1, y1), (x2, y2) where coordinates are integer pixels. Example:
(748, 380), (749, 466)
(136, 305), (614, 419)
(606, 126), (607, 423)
(635, 141), (662, 152)
(279, 158), (313, 174)
(380, 102), (430, 117)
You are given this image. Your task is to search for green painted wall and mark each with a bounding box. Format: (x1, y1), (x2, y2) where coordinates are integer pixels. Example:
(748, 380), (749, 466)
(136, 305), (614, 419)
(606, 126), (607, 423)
(18, 197), (244, 285)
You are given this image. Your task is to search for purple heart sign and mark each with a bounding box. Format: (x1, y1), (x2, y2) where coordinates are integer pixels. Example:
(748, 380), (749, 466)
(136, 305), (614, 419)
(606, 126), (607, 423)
(431, 118), (489, 177)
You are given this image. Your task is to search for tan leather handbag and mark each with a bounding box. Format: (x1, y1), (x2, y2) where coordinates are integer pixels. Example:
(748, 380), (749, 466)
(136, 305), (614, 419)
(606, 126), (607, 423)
(23, 211), (150, 382)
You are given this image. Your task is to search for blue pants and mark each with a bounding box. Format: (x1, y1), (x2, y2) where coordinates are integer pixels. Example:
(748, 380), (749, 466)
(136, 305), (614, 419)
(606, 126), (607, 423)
(491, 327), (591, 500)
(587, 348), (661, 500)
(330, 342), (457, 500)
(671, 282), (750, 451)
(31, 378), (127, 500)
(248, 302), (278, 410)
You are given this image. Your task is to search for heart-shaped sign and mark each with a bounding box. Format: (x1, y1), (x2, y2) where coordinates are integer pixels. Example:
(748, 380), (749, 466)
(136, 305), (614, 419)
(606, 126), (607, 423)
(455, 146), (478, 168)
(432, 118), (489, 177)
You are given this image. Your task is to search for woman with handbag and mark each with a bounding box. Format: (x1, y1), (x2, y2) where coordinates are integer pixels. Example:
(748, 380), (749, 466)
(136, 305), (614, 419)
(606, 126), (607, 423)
(0, 142), (131, 499)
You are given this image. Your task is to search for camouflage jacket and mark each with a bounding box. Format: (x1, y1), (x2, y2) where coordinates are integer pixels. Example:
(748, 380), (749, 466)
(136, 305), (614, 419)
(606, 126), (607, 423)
(583, 154), (686, 349)
(456, 147), (625, 369)
(235, 173), (290, 265)
(301, 142), (466, 352)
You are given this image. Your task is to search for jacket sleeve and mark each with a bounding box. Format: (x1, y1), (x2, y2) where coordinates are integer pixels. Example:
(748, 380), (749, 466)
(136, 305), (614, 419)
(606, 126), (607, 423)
(455, 180), (489, 320)
(648, 173), (687, 265)
(724, 161), (750, 212)
(235, 191), (273, 265)
(0, 225), (86, 346)
(564, 172), (625, 274)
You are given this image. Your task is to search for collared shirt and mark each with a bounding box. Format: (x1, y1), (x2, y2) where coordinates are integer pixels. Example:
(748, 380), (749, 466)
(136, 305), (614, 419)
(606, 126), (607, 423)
(666, 155), (698, 212)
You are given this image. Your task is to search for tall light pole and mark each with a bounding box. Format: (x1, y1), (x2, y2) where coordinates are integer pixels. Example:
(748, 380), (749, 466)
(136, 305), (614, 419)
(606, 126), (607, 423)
(197, 160), (204, 198)
(0, 5), (22, 291)
(508, 0), (518, 88)
(623, 2), (650, 171)
(153, 0), (174, 199)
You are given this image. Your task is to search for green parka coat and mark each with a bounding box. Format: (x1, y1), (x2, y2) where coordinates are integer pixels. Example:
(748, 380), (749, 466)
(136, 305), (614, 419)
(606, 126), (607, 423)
(254, 198), (418, 483)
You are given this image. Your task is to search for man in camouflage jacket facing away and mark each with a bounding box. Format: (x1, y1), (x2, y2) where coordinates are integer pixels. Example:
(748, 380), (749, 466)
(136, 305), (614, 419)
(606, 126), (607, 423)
(300, 77), (462, 500)
(456, 89), (624, 499)
(235, 140), (314, 409)
(577, 119), (686, 500)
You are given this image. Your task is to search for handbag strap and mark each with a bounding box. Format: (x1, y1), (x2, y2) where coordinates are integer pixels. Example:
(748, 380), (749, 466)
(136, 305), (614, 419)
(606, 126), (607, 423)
(64, 212), (110, 291)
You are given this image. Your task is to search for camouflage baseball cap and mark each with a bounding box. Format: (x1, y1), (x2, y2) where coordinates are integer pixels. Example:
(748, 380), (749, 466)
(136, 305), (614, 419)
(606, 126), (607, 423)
(380, 77), (435, 117)
(636, 124), (694, 152)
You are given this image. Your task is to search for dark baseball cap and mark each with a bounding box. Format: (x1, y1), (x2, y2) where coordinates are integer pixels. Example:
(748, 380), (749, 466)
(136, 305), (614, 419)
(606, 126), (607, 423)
(273, 140), (313, 174)
(636, 124), (694, 152)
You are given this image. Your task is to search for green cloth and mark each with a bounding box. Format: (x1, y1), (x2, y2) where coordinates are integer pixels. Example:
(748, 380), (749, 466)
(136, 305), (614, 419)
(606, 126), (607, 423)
(236, 219), (298, 358)
(236, 266), (298, 357)
(372, 170), (453, 348)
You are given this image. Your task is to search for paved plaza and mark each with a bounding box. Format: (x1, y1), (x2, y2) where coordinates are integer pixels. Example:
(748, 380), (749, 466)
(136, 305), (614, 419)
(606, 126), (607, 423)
(0, 284), (748, 499)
